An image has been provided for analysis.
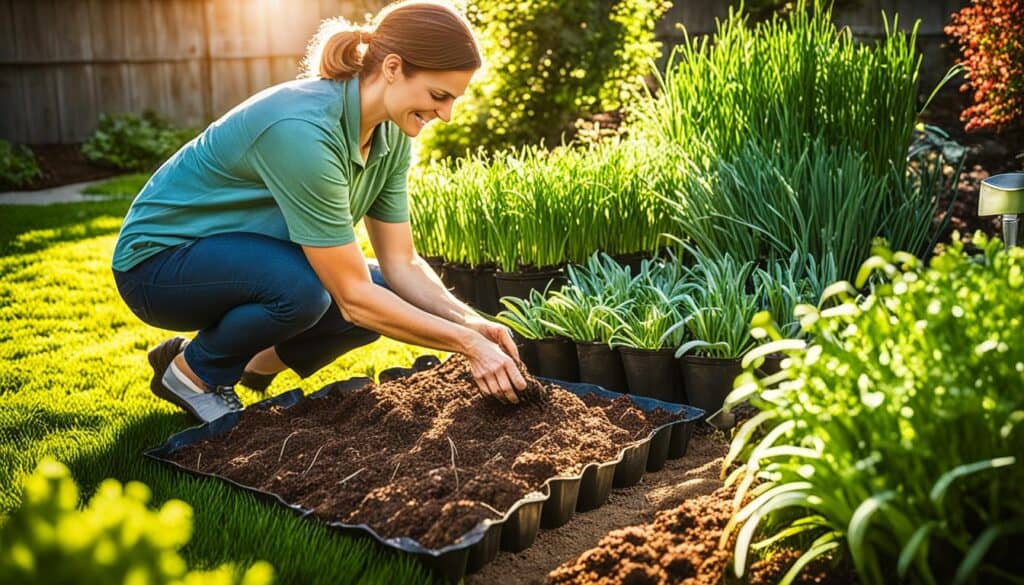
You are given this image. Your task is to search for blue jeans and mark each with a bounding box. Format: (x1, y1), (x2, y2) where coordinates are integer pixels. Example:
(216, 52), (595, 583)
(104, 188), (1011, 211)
(113, 232), (386, 387)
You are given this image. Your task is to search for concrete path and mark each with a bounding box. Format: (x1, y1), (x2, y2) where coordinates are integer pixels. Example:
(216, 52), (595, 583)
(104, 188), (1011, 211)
(0, 178), (117, 205)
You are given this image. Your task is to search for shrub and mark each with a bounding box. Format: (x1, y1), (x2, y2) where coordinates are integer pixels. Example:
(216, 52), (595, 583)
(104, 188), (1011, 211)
(0, 140), (42, 189)
(724, 235), (1024, 584)
(945, 0), (1024, 132)
(416, 0), (668, 161)
(82, 111), (196, 172)
(0, 457), (274, 585)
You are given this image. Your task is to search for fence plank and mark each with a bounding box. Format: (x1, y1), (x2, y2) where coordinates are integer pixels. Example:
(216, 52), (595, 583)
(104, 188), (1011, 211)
(19, 67), (61, 143)
(122, 0), (161, 60)
(0, 0), (18, 62)
(247, 59), (273, 96)
(129, 63), (171, 116)
(92, 63), (133, 116)
(56, 64), (99, 141)
(12, 0), (57, 61)
(207, 0), (242, 57)
(52, 0), (93, 60)
(270, 56), (302, 84)
(269, 0), (320, 57)
(0, 66), (26, 142)
(210, 58), (251, 117)
(167, 60), (206, 128)
(88, 0), (127, 60)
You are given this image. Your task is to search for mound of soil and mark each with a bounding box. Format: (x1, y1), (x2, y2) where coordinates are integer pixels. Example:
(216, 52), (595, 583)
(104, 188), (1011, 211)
(170, 355), (679, 549)
(548, 485), (856, 585)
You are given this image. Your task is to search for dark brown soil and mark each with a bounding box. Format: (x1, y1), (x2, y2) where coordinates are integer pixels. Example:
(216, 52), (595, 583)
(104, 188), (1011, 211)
(14, 144), (120, 191)
(548, 485), (857, 585)
(922, 90), (1023, 244)
(170, 355), (680, 549)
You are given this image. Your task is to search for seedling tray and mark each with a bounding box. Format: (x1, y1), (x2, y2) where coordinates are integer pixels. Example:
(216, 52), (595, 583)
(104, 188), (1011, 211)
(144, 361), (704, 582)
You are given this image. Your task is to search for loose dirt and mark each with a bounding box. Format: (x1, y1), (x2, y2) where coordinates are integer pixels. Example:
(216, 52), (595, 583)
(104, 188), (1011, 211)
(169, 355), (679, 549)
(545, 427), (857, 585)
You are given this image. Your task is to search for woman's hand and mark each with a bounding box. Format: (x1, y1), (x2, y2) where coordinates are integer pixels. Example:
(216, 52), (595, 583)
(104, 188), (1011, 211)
(462, 327), (527, 404)
(465, 317), (521, 363)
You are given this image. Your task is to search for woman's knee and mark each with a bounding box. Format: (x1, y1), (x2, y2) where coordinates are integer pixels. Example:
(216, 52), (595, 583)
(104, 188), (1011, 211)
(272, 271), (332, 327)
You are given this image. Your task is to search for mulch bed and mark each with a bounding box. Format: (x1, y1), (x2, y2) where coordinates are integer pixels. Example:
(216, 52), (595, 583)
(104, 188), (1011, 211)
(169, 355), (678, 549)
(547, 485), (857, 585)
(922, 90), (1023, 244)
(15, 144), (120, 191)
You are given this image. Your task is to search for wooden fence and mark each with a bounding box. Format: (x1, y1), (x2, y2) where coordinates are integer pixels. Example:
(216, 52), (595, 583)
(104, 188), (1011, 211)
(1, 0), (968, 145)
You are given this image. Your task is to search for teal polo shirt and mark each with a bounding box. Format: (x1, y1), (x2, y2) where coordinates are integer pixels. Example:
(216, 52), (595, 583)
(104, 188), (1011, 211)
(112, 76), (411, 272)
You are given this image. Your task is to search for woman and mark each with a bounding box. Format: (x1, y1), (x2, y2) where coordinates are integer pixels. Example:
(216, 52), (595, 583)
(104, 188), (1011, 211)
(112, 0), (527, 423)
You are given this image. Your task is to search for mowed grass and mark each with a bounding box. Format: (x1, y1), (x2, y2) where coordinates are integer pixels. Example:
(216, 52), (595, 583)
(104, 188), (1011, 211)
(0, 186), (444, 583)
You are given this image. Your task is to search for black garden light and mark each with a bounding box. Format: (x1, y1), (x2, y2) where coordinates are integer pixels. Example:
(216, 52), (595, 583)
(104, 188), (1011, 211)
(978, 172), (1024, 249)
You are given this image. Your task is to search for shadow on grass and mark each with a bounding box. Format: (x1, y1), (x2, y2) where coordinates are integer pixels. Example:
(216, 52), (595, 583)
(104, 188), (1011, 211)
(0, 199), (131, 256)
(64, 408), (441, 585)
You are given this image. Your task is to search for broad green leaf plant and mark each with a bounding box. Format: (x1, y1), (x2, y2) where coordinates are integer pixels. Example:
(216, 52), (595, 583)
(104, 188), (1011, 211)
(722, 235), (1024, 585)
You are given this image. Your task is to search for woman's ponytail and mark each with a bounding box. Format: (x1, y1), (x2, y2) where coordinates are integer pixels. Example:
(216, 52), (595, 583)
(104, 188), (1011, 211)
(305, 24), (374, 81)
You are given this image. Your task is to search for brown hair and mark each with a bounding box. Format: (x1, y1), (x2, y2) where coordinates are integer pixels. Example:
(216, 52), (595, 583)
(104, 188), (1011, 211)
(302, 0), (482, 81)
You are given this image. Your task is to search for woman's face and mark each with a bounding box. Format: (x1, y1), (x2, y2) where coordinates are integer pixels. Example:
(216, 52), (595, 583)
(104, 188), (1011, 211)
(383, 61), (475, 137)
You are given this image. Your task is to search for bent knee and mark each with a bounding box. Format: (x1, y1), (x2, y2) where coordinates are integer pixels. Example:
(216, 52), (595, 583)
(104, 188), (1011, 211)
(272, 275), (331, 326)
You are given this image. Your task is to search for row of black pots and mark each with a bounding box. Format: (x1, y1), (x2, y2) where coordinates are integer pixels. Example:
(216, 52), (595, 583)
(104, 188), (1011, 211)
(517, 338), (784, 419)
(424, 258), (567, 315)
(422, 249), (673, 314)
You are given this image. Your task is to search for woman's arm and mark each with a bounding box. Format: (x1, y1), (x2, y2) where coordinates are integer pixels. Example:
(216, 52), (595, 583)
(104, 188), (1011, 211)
(302, 239), (526, 403)
(363, 217), (490, 325)
(364, 217), (523, 362)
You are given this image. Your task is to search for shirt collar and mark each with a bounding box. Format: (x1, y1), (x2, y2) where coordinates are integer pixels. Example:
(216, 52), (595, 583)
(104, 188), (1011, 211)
(343, 76), (391, 169)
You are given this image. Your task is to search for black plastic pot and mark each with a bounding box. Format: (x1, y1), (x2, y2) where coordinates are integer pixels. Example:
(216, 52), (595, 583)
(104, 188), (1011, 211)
(444, 262), (477, 304)
(678, 355), (742, 417)
(423, 256), (445, 278)
(610, 251), (649, 275)
(756, 352), (785, 377)
(494, 267), (566, 300)
(619, 347), (683, 403)
(475, 264), (502, 315)
(576, 342), (628, 393)
(515, 338), (540, 374)
(533, 337), (579, 382)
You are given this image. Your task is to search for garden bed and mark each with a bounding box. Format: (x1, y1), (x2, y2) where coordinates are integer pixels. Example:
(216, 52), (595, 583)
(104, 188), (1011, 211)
(14, 144), (119, 190)
(549, 485), (857, 585)
(146, 355), (702, 580)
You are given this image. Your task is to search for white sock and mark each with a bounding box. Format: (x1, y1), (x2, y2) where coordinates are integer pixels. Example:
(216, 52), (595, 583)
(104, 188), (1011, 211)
(166, 360), (207, 394)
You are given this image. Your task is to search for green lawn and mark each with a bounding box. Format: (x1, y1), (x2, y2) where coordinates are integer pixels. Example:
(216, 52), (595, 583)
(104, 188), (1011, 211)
(0, 186), (443, 583)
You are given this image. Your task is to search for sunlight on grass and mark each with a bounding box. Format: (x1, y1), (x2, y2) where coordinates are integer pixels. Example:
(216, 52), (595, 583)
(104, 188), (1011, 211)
(81, 173), (150, 197)
(0, 200), (441, 584)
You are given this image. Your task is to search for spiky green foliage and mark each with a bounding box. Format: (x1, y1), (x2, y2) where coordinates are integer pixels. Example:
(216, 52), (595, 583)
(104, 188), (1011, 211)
(724, 235), (1024, 585)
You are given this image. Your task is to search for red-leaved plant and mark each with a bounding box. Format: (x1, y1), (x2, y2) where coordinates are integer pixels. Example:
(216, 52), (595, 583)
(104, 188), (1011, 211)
(945, 0), (1024, 132)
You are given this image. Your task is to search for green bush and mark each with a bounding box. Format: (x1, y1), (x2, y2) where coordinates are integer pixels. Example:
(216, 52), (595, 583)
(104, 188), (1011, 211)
(82, 111), (196, 172)
(724, 235), (1024, 584)
(0, 140), (42, 189)
(417, 0), (668, 161)
(0, 457), (274, 585)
